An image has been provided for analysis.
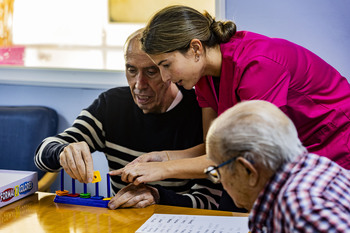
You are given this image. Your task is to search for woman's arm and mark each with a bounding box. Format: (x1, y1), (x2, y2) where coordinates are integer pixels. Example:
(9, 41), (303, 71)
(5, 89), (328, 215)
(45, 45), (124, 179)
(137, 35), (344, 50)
(110, 107), (218, 184)
(202, 107), (218, 142)
(110, 154), (215, 184)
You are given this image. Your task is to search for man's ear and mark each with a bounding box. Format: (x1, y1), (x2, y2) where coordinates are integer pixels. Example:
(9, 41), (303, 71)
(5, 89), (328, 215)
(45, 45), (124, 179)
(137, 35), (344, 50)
(236, 157), (259, 187)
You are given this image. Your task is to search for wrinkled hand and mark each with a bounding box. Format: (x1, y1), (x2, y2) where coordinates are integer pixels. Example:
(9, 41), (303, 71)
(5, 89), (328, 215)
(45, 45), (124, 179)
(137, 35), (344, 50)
(108, 184), (160, 209)
(59, 141), (94, 183)
(109, 161), (168, 185)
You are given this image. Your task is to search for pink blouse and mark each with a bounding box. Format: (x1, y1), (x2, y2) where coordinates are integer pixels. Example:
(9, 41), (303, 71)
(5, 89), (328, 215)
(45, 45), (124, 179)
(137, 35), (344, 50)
(195, 31), (350, 169)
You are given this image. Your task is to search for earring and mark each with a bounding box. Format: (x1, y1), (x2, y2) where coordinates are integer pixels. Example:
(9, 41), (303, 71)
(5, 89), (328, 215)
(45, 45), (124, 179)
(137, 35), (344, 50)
(195, 54), (199, 62)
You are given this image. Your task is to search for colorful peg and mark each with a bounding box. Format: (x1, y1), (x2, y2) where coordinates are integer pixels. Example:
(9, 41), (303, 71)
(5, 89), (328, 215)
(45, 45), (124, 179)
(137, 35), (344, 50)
(56, 169), (69, 196)
(103, 173), (112, 201)
(67, 178), (79, 197)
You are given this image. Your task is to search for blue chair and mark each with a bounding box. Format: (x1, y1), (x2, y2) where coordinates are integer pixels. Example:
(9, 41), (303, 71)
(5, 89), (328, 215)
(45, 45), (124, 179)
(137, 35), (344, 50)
(0, 106), (59, 191)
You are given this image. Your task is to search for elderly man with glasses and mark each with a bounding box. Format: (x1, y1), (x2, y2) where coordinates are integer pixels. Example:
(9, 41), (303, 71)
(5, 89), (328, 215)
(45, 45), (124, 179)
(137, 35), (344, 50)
(206, 100), (350, 232)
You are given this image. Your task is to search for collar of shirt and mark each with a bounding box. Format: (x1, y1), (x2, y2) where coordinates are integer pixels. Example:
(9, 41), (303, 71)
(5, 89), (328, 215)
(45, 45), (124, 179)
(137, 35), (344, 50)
(166, 89), (183, 112)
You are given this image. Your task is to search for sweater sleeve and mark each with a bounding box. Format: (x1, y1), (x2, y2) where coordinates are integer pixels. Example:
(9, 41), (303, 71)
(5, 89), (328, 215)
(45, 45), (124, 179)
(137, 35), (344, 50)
(153, 179), (223, 210)
(34, 141), (67, 171)
(34, 94), (107, 172)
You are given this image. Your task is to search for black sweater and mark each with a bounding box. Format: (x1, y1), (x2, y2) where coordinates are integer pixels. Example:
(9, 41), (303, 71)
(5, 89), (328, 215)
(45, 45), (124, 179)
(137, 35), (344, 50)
(35, 87), (222, 209)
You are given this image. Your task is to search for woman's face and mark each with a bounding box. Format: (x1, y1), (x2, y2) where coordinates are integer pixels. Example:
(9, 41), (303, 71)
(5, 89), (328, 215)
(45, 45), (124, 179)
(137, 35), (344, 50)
(149, 50), (204, 90)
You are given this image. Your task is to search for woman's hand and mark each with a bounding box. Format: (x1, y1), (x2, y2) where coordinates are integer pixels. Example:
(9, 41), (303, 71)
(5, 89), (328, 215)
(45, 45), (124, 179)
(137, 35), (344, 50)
(110, 161), (169, 185)
(128, 151), (169, 166)
(110, 155), (213, 185)
(110, 151), (170, 185)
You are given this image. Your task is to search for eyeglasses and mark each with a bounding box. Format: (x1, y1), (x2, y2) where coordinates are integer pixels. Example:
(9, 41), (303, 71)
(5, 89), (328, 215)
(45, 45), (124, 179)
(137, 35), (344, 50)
(204, 156), (239, 184)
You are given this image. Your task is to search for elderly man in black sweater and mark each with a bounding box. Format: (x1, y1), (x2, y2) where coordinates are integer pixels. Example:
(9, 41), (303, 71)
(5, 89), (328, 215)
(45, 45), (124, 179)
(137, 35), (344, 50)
(35, 29), (222, 210)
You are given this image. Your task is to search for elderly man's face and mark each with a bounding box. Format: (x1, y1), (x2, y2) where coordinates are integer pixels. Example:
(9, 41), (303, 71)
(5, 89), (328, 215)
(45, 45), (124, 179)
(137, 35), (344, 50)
(216, 159), (253, 210)
(125, 39), (171, 114)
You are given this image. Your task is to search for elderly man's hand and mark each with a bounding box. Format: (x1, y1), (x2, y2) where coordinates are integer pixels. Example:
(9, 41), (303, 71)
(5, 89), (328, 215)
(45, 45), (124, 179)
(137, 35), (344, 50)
(108, 184), (160, 209)
(109, 161), (168, 185)
(59, 141), (94, 183)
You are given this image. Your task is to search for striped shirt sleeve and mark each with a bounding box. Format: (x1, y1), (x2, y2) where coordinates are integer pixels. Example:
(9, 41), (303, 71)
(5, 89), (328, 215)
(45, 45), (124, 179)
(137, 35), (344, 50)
(34, 108), (223, 210)
(155, 179), (223, 210)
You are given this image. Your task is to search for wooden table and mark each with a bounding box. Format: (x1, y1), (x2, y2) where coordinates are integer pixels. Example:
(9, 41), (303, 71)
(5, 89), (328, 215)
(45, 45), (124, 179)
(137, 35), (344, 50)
(0, 192), (249, 233)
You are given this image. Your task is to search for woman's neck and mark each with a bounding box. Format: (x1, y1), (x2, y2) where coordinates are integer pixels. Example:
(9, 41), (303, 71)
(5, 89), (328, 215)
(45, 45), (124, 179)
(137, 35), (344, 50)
(203, 44), (222, 77)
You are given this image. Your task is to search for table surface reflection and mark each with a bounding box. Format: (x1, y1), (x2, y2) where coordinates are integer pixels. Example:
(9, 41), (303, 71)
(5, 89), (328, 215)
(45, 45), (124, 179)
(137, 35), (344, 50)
(0, 192), (248, 233)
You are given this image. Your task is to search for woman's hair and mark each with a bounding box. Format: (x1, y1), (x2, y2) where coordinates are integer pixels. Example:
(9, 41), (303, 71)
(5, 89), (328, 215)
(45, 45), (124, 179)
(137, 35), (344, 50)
(141, 5), (237, 54)
(206, 100), (306, 172)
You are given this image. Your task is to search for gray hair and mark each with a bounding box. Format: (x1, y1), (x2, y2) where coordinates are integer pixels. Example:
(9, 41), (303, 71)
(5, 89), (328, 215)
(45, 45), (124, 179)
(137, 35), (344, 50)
(123, 28), (144, 59)
(206, 100), (306, 172)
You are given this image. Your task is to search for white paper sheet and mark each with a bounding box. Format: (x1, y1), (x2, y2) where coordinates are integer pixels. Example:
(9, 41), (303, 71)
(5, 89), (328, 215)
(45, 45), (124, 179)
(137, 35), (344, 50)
(136, 213), (249, 233)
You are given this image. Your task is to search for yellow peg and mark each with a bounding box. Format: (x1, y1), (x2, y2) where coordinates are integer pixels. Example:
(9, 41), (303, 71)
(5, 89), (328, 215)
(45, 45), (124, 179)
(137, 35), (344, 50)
(92, 170), (101, 183)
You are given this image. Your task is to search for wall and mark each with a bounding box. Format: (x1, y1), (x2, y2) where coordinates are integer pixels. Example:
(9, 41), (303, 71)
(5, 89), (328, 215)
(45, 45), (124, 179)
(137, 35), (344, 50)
(226, 0), (350, 80)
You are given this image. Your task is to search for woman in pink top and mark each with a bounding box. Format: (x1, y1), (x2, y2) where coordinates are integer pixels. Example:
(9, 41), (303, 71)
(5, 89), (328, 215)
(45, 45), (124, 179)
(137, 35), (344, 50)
(194, 30), (350, 168)
(113, 5), (350, 196)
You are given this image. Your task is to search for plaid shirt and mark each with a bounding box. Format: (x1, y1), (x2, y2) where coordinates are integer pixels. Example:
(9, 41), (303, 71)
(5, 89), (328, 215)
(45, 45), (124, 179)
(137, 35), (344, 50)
(249, 153), (350, 233)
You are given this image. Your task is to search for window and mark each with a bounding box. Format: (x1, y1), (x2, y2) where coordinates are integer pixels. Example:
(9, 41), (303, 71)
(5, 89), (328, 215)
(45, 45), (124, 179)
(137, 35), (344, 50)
(4, 0), (219, 71)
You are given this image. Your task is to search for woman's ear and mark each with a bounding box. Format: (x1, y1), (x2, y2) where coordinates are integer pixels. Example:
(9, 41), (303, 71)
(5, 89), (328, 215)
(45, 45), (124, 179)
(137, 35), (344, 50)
(189, 39), (203, 57)
(236, 157), (259, 187)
